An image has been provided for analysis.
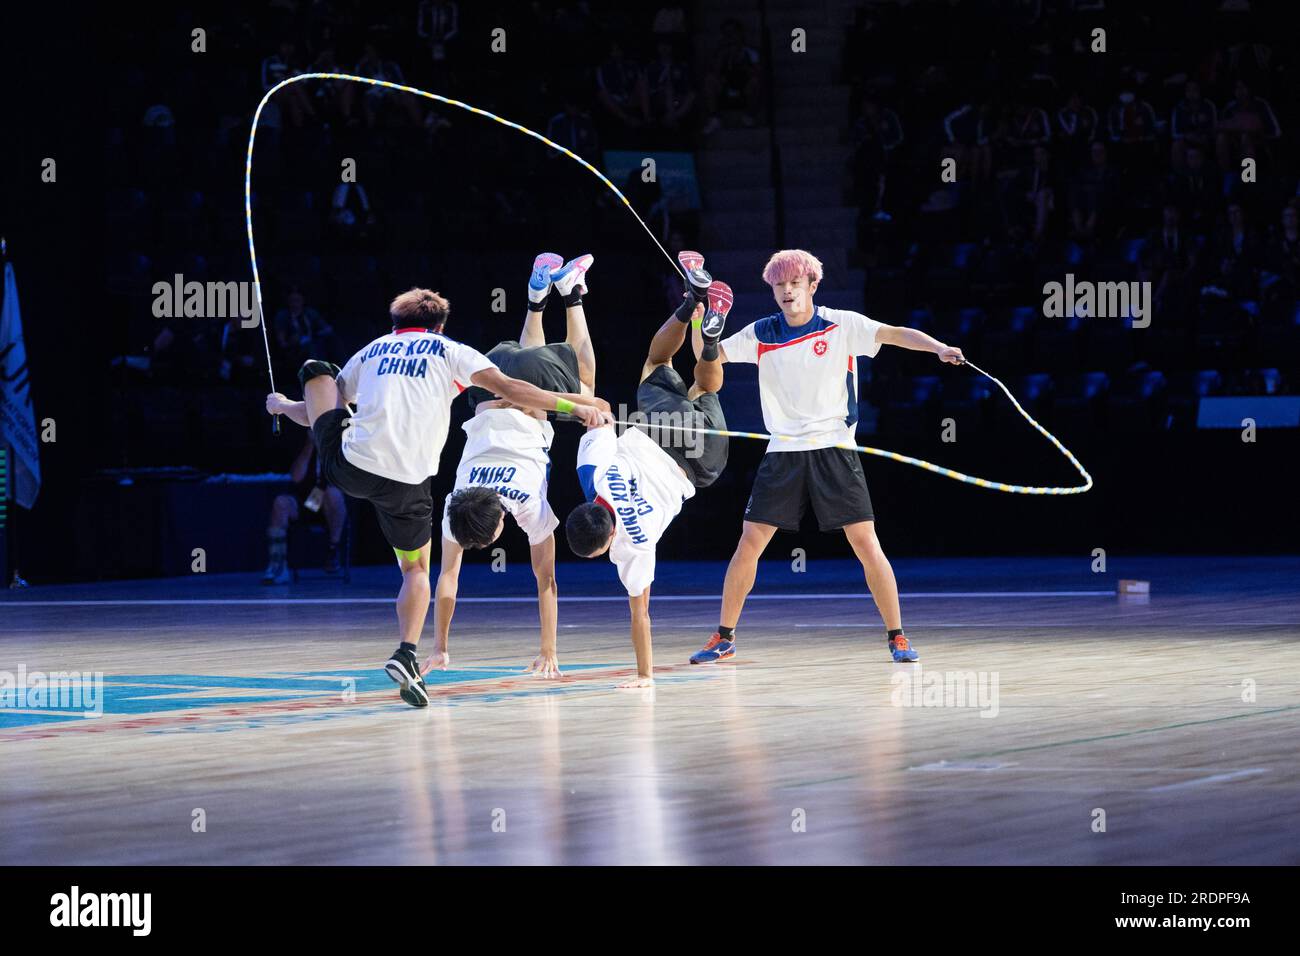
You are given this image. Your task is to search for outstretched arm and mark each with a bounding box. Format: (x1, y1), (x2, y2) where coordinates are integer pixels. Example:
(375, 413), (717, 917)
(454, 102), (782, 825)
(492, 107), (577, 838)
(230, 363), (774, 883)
(469, 367), (612, 427)
(555, 393), (610, 414)
(875, 325), (965, 364)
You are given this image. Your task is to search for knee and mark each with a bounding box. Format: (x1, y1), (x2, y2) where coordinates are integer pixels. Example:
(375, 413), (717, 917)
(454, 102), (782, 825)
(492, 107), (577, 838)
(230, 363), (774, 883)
(404, 567), (431, 593)
(735, 531), (768, 560)
(858, 535), (889, 569)
(534, 568), (557, 593)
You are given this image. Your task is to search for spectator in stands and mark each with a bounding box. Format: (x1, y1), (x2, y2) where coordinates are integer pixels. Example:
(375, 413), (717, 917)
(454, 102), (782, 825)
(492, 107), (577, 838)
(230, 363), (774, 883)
(1106, 90), (1159, 146)
(1199, 201), (1260, 300)
(417, 1), (459, 65)
(853, 97), (903, 153)
(329, 181), (377, 244)
(219, 317), (260, 384)
(274, 287), (334, 363)
(1005, 100), (1053, 166)
(652, 4), (688, 36)
(1165, 144), (1220, 235)
(595, 40), (649, 140)
(353, 42), (423, 127)
(262, 434), (346, 584)
(1008, 144), (1059, 244)
(1263, 201), (1300, 303)
(1170, 79), (1217, 169)
(1214, 201), (1263, 294)
(545, 96), (599, 158)
(1068, 140), (1120, 241)
(1106, 89), (1159, 186)
(702, 18), (761, 134)
(310, 46), (348, 125)
(943, 101), (1000, 184)
(1217, 79), (1282, 168)
(261, 40), (314, 128)
(1055, 90), (1099, 172)
(850, 100), (896, 222)
(646, 38), (697, 135)
(1141, 203), (1195, 317)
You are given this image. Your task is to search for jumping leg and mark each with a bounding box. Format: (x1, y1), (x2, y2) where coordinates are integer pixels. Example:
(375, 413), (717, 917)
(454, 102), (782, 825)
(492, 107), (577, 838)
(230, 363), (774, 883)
(639, 309), (695, 383)
(565, 301), (596, 396)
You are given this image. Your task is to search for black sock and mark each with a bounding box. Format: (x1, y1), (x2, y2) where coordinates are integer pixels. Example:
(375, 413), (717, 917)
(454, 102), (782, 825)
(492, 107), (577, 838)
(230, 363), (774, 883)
(561, 288), (583, 307)
(701, 340), (719, 361)
(717, 625), (735, 640)
(887, 628), (905, 642)
(399, 641), (418, 656)
(527, 298), (547, 313)
(673, 295), (695, 323)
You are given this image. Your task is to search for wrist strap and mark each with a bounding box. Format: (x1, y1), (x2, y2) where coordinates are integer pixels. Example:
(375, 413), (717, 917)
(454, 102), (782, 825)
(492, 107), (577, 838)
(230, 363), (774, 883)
(555, 397), (576, 414)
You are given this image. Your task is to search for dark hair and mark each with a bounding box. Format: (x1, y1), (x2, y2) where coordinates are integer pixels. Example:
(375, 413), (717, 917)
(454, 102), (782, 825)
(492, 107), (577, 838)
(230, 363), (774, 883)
(390, 287), (450, 332)
(565, 502), (615, 557)
(446, 487), (504, 549)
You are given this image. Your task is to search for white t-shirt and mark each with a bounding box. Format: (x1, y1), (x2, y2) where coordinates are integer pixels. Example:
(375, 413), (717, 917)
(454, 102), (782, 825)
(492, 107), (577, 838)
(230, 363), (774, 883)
(576, 426), (694, 597)
(441, 408), (557, 546)
(720, 305), (884, 452)
(335, 330), (495, 485)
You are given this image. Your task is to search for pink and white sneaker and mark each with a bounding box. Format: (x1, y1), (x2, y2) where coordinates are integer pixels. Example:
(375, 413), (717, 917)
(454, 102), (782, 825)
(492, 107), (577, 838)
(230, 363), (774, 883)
(551, 254), (594, 298)
(701, 280), (734, 341)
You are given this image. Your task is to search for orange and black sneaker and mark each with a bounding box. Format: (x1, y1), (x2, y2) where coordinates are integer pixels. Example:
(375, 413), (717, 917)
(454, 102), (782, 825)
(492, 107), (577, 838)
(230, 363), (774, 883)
(888, 633), (919, 662)
(689, 632), (736, 664)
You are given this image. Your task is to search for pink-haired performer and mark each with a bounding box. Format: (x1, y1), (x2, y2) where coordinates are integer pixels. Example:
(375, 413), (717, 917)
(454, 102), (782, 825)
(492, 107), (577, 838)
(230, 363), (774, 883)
(689, 249), (965, 665)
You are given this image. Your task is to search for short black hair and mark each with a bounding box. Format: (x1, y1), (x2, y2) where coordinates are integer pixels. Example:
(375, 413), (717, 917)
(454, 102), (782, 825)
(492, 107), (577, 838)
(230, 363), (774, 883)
(565, 502), (615, 557)
(446, 487), (504, 549)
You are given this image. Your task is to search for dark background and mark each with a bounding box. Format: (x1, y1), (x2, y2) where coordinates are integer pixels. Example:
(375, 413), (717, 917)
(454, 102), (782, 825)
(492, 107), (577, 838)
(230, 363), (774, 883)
(2, 0), (1297, 584)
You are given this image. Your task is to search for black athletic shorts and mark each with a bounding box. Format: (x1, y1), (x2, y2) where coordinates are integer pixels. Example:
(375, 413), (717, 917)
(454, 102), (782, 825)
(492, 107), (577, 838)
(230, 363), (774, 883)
(743, 447), (875, 531)
(464, 340), (581, 412)
(635, 364), (728, 488)
(312, 408), (434, 552)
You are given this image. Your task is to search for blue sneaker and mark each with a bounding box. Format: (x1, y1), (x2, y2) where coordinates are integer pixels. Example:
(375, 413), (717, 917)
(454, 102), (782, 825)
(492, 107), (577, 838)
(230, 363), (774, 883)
(889, 634), (918, 662)
(690, 632), (735, 664)
(528, 252), (564, 304)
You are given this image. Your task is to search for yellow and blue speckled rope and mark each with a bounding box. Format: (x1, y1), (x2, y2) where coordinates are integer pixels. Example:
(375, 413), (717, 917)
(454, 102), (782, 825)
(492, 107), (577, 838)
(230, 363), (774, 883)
(245, 71), (686, 403)
(246, 74), (1091, 494)
(613, 357), (1092, 495)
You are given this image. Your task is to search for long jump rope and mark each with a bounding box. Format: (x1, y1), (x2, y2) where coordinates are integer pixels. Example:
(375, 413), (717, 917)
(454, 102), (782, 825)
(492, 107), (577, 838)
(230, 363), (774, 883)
(246, 73), (1092, 496)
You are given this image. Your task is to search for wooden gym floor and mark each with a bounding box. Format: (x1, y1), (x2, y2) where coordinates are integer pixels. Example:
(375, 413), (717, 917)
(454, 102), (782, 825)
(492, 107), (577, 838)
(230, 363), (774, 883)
(2, 556), (1297, 865)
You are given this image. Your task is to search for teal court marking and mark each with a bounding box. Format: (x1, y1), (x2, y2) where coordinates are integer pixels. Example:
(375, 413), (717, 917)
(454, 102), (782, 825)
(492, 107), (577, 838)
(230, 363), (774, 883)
(0, 664), (654, 733)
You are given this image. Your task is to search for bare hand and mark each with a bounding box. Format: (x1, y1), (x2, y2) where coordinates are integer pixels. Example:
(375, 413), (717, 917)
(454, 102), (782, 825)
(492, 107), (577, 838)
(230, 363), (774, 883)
(526, 652), (563, 679)
(420, 650), (450, 675)
(938, 345), (965, 365)
(617, 675), (655, 689)
(573, 403), (615, 428)
(265, 392), (290, 416)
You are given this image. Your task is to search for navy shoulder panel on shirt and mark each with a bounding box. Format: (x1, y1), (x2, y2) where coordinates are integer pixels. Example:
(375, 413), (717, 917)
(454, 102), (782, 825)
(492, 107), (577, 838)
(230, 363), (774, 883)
(752, 308), (835, 345)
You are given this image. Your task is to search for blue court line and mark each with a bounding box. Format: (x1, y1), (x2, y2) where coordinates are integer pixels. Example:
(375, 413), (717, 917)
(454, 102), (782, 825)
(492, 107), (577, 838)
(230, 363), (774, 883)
(0, 591), (1116, 607)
